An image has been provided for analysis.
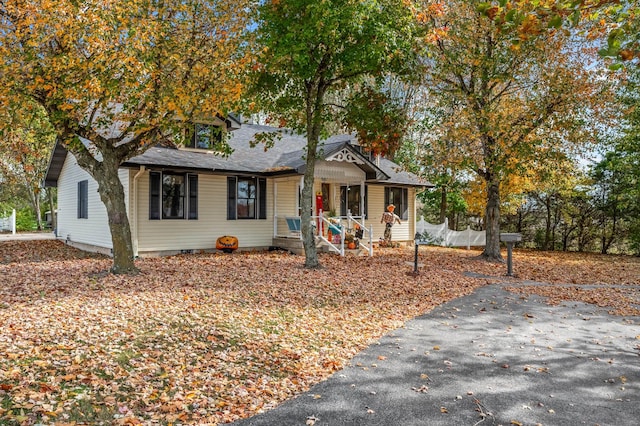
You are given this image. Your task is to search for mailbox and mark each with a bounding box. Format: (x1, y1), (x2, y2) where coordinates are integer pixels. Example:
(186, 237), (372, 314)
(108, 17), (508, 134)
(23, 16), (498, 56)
(500, 233), (522, 276)
(500, 233), (522, 243)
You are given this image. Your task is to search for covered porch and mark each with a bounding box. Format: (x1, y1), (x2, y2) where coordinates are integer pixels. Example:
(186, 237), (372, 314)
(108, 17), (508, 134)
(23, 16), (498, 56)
(271, 154), (376, 256)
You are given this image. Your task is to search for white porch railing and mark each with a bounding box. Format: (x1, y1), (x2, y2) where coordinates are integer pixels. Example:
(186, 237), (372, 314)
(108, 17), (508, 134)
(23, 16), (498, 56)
(274, 213), (373, 257)
(315, 214), (374, 257)
(0, 209), (16, 235)
(415, 216), (485, 249)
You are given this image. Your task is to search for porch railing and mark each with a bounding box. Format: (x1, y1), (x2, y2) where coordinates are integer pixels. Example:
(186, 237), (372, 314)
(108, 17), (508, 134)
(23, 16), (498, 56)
(273, 213), (373, 257)
(315, 214), (345, 256)
(344, 214), (373, 257)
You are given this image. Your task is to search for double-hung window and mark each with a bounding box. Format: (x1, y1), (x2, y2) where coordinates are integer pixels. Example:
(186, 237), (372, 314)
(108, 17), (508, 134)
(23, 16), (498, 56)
(149, 172), (198, 220)
(384, 187), (408, 220)
(227, 176), (267, 220)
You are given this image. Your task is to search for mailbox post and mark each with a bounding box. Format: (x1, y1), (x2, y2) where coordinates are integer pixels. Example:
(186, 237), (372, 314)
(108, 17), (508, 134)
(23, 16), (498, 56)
(500, 233), (522, 276)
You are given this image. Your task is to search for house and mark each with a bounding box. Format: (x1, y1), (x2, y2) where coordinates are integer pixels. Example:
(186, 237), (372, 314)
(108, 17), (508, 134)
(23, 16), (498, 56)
(44, 119), (431, 257)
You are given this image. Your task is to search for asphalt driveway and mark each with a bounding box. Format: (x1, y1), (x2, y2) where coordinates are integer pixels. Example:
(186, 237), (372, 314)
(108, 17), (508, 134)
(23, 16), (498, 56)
(232, 283), (640, 426)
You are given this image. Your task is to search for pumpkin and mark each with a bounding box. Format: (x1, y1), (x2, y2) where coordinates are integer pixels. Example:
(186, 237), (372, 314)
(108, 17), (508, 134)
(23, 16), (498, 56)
(347, 242), (356, 249)
(216, 235), (239, 253)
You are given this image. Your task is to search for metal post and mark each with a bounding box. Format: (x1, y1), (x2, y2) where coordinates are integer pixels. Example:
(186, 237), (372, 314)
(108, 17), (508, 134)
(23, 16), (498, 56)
(500, 233), (522, 277)
(506, 242), (514, 276)
(413, 242), (419, 274)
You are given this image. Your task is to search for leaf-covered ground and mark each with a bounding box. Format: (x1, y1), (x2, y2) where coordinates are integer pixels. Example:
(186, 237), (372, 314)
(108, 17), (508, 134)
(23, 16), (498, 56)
(0, 241), (638, 425)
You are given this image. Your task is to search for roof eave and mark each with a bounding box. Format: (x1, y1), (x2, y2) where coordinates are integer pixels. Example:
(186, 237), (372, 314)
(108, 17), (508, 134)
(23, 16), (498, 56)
(43, 141), (68, 188)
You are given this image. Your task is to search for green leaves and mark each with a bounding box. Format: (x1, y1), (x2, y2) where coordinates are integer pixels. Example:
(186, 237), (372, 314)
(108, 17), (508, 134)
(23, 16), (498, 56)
(341, 84), (410, 157)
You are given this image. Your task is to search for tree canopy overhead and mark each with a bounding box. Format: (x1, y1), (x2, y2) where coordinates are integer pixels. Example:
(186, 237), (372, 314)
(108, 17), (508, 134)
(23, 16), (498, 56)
(249, 0), (420, 268)
(0, 0), (252, 273)
(477, 0), (639, 66)
(414, 0), (616, 260)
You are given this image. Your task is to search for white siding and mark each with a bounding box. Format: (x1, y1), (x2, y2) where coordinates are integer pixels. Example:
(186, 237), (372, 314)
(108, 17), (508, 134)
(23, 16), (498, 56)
(273, 177), (300, 236)
(274, 177), (299, 216)
(367, 185), (416, 242)
(136, 173), (275, 252)
(56, 153), (130, 250)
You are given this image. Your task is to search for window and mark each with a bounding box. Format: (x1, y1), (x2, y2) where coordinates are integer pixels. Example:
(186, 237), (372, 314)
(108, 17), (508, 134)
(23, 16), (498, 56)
(321, 183), (330, 212)
(340, 185), (368, 218)
(384, 187), (408, 220)
(77, 180), (88, 219)
(227, 176), (267, 220)
(149, 172), (198, 220)
(187, 123), (223, 150)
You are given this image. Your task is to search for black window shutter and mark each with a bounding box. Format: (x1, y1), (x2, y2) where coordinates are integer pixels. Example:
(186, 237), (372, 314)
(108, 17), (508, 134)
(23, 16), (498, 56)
(188, 174), (198, 220)
(401, 188), (409, 220)
(227, 176), (237, 220)
(258, 178), (267, 219)
(149, 172), (161, 220)
(77, 181), (82, 218)
(364, 185), (368, 218)
(384, 187), (390, 210)
(77, 180), (88, 219)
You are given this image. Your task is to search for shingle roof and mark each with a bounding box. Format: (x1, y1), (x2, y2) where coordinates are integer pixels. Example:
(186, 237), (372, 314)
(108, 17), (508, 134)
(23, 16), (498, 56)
(45, 123), (432, 187)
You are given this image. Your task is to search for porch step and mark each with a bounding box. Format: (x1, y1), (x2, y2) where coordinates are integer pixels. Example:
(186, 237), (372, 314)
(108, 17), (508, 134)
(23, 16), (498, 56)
(272, 237), (304, 255)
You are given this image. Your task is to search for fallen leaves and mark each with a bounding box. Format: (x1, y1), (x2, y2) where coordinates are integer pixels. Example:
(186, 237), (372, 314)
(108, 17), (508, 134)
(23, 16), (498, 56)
(0, 241), (483, 425)
(1, 241), (639, 425)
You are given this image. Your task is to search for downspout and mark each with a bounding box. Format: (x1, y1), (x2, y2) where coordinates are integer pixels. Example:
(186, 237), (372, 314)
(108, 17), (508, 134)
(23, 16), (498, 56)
(360, 182), (365, 220)
(132, 166), (145, 257)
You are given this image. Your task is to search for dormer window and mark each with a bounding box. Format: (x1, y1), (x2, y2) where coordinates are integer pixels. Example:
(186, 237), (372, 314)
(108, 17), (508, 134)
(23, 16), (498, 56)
(186, 123), (223, 150)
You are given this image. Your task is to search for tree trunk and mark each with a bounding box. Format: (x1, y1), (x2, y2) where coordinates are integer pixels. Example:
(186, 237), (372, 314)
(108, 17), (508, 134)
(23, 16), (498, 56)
(481, 178), (503, 261)
(301, 150), (319, 268)
(26, 183), (43, 231)
(93, 159), (138, 274)
(47, 188), (57, 232)
(34, 194), (42, 231)
(301, 81), (327, 269)
(516, 206), (523, 233)
(544, 197), (552, 251)
(439, 186), (447, 223)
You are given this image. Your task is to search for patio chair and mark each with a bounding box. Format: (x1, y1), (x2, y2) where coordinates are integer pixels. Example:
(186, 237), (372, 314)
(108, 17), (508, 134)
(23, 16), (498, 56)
(285, 217), (302, 237)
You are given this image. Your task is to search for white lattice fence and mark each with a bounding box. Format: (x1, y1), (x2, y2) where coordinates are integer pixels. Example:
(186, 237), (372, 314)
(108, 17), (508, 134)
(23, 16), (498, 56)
(416, 216), (485, 249)
(0, 209), (16, 235)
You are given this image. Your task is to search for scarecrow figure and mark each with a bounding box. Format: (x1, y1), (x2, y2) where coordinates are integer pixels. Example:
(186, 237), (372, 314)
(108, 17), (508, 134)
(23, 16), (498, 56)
(380, 204), (401, 245)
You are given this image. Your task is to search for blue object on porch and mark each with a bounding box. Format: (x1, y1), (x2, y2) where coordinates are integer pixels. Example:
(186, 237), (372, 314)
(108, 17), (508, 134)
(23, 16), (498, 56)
(285, 217), (302, 235)
(328, 224), (341, 235)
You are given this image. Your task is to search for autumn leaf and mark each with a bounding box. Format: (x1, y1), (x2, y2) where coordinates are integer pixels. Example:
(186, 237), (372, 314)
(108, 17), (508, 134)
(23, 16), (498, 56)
(0, 240), (638, 424)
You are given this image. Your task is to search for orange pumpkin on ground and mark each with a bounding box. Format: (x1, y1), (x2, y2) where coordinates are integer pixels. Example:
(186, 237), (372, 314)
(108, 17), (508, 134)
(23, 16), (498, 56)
(216, 236), (239, 253)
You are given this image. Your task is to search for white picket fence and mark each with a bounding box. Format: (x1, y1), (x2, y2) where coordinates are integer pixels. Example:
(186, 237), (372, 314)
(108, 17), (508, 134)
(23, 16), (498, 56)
(416, 216), (485, 249)
(0, 209), (16, 235)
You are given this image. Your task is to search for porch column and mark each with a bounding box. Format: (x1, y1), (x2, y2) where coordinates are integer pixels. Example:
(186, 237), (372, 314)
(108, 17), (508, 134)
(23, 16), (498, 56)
(299, 176), (304, 216)
(273, 181), (278, 237)
(360, 182), (365, 219)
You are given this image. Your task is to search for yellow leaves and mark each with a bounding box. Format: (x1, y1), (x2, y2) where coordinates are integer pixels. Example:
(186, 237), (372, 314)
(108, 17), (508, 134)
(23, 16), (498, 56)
(518, 15), (542, 40)
(59, 102), (75, 112)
